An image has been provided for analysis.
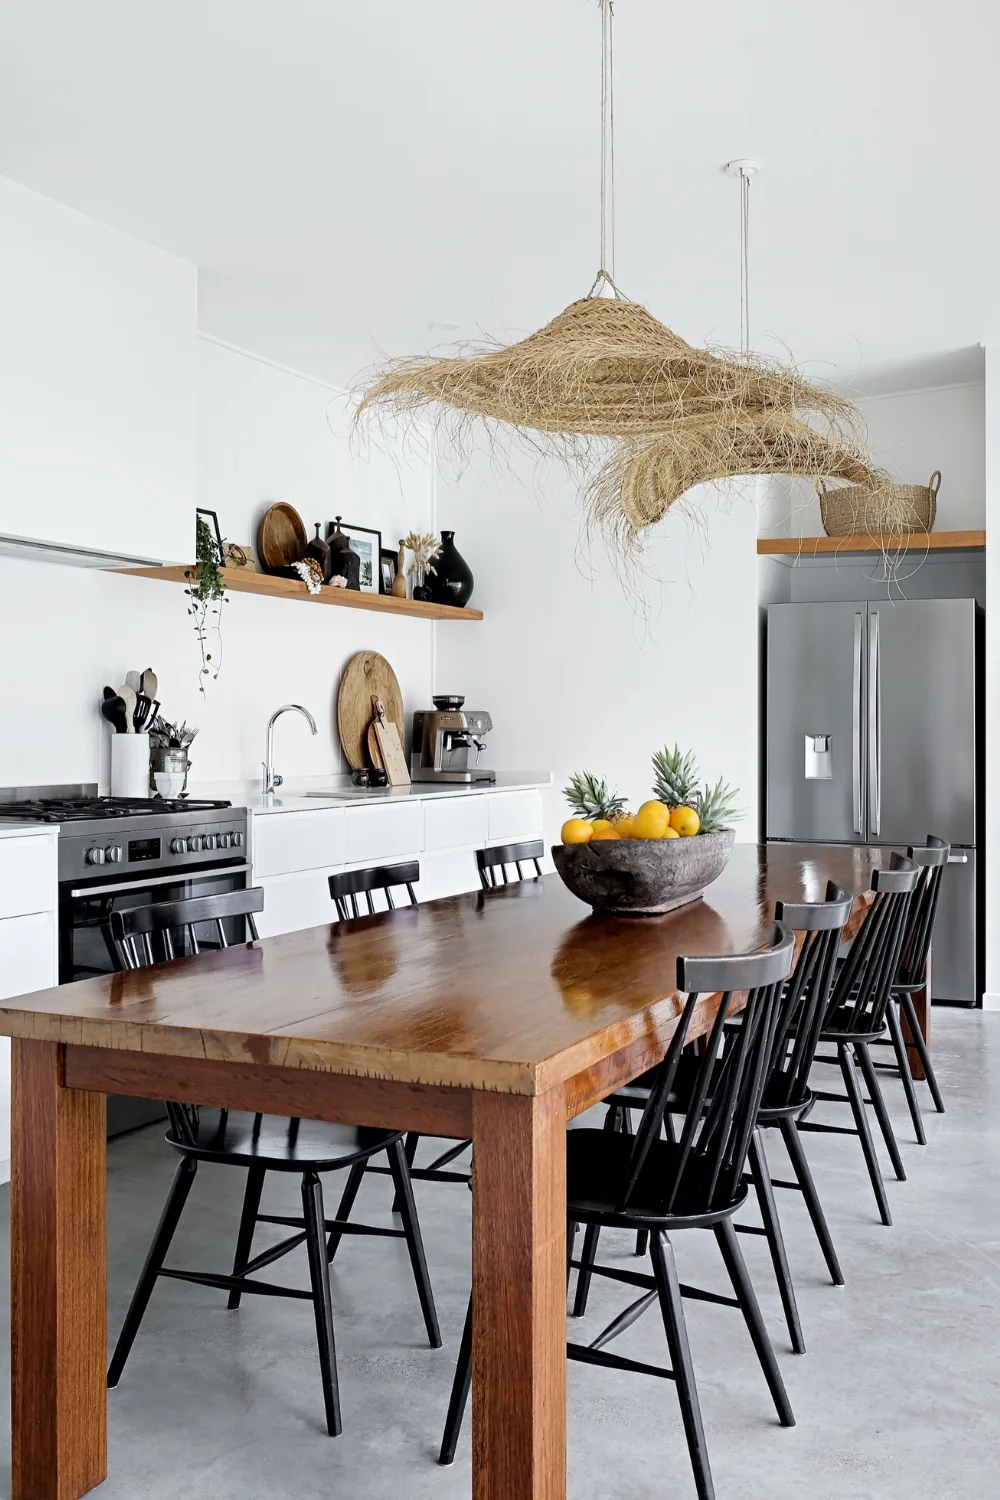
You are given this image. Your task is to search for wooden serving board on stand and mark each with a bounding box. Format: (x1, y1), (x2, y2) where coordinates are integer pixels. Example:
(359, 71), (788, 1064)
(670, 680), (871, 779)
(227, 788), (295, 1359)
(371, 697), (410, 785)
(337, 651), (404, 769)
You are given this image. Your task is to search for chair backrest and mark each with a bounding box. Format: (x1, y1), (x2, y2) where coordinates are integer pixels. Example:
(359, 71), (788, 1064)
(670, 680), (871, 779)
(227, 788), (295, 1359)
(825, 853), (919, 1035)
(898, 835), (950, 987)
(328, 860), (419, 920)
(110, 886), (264, 970)
(477, 840), (544, 890)
(767, 881), (854, 1108)
(620, 922), (795, 1218)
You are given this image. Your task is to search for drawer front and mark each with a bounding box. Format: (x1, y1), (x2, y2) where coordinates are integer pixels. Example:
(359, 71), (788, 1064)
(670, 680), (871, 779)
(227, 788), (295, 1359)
(255, 872), (338, 939)
(0, 910), (57, 999)
(424, 795), (487, 853)
(0, 835), (56, 919)
(252, 810), (348, 879)
(486, 791), (544, 845)
(347, 802), (424, 866)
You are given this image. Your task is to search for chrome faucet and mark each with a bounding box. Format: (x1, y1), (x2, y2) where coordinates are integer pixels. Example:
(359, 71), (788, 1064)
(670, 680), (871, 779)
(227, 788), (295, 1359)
(262, 704), (318, 795)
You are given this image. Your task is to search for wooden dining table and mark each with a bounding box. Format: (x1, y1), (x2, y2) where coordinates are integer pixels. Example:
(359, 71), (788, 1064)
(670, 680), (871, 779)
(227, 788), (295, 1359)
(0, 840), (917, 1500)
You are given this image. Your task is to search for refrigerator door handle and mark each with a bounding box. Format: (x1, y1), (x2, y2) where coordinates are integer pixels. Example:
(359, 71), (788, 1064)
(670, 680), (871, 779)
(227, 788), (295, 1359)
(948, 853), (970, 864)
(852, 611), (864, 834)
(868, 611), (880, 836)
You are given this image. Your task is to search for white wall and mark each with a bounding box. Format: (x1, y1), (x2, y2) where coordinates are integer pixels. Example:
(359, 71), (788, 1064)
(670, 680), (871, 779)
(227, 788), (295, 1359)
(434, 459), (759, 858)
(759, 380), (986, 539)
(0, 338), (435, 791)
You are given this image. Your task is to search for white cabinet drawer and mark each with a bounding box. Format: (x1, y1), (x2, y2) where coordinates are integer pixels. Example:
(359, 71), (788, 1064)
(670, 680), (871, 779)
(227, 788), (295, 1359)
(252, 811), (348, 879)
(424, 795), (487, 853)
(0, 911), (57, 999)
(255, 873), (338, 939)
(347, 802), (424, 865)
(486, 791), (544, 845)
(0, 835), (56, 919)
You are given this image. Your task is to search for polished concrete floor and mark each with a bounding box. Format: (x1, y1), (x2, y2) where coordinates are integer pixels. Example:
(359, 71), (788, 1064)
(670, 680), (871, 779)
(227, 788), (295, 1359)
(0, 1008), (996, 1499)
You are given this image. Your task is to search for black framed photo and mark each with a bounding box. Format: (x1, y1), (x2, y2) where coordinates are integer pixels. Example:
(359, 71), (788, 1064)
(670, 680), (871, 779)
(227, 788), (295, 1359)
(195, 508), (224, 561)
(333, 523), (381, 594)
(380, 548), (398, 595)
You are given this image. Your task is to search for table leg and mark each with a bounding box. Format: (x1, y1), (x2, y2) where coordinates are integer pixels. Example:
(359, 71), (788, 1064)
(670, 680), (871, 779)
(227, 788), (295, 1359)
(902, 952), (931, 1082)
(11, 1040), (107, 1500)
(471, 1088), (566, 1500)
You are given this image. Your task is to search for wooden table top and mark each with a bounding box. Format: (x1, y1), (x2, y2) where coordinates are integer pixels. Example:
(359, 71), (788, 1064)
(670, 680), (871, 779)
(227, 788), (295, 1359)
(0, 843), (890, 1096)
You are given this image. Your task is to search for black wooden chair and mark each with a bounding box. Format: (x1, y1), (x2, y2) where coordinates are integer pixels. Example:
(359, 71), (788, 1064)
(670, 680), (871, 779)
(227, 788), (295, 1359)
(440, 923), (797, 1500)
(578, 882), (853, 1357)
(869, 836), (949, 1141)
(476, 839), (544, 889)
(107, 887), (440, 1439)
(799, 854), (919, 1227)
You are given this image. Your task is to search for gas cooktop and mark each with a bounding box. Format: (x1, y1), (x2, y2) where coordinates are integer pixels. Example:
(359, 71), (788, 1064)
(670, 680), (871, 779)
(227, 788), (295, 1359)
(0, 796), (231, 823)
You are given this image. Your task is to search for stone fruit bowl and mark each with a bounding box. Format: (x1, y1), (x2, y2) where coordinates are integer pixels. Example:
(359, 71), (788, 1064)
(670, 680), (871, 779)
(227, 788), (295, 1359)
(551, 829), (736, 916)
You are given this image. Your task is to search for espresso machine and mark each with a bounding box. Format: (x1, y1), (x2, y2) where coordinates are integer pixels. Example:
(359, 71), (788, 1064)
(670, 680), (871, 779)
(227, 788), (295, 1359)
(411, 696), (496, 784)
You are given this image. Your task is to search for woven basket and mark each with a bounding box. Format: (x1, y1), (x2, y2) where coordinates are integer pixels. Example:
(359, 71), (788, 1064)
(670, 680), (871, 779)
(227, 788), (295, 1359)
(819, 470), (940, 537)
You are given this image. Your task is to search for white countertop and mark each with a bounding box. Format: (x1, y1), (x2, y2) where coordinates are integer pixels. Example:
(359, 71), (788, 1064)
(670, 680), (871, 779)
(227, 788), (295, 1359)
(189, 772), (552, 816)
(0, 821), (61, 839)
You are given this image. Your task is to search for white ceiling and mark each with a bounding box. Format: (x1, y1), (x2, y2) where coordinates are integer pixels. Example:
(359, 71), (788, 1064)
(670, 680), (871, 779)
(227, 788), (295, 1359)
(0, 0), (994, 390)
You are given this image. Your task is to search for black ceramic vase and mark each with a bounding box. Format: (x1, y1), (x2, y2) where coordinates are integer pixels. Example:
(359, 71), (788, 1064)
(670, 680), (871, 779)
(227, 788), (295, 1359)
(428, 531), (474, 607)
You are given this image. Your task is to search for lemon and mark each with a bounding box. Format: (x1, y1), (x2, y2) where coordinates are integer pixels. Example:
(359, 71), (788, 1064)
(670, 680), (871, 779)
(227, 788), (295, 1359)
(590, 824), (621, 840)
(561, 818), (593, 845)
(631, 802), (671, 840)
(614, 813), (635, 839)
(669, 805), (700, 837)
(661, 826), (681, 839)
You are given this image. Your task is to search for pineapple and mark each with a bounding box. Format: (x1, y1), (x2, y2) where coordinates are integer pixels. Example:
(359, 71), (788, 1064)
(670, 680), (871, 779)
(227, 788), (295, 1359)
(564, 770), (626, 822)
(693, 777), (744, 834)
(651, 745), (700, 809)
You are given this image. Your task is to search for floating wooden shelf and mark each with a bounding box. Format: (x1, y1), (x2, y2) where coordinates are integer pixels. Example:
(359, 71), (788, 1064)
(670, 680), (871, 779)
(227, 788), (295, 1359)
(115, 565), (484, 621)
(757, 530), (985, 557)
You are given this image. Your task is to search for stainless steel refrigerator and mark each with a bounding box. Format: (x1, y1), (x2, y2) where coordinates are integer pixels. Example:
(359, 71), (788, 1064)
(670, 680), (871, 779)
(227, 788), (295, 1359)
(766, 598), (982, 1004)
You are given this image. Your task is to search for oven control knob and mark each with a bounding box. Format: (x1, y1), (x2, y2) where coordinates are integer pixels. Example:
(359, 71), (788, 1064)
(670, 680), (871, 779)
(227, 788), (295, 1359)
(233, 831), (244, 848)
(85, 847), (105, 866)
(170, 837), (186, 854)
(203, 834), (217, 850)
(105, 846), (123, 863)
(217, 832), (231, 850)
(187, 835), (203, 852)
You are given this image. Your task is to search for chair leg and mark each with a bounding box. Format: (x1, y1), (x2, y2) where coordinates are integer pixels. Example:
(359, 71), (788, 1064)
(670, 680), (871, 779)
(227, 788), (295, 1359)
(714, 1218), (795, 1428)
(387, 1138), (442, 1348)
(898, 990), (946, 1113)
(108, 1155), (198, 1388)
(855, 1041), (906, 1182)
(885, 999), (926, 1145)
(392, 1131), (419, 1212)
(301, 1171), (343, 1437)
(567, 1219), (579, 1289)
(438, 1295), (473, 1465)
(748, 1129), (805, 1354)
(227, 1163), (266, 1309)
(778, 1116), (844, 1286)
(649, 1231), (716, 1500)
(839, 1043), (892, 1226)
(326, 1159), (367, 1263)
(572, 1222), (602, 1319)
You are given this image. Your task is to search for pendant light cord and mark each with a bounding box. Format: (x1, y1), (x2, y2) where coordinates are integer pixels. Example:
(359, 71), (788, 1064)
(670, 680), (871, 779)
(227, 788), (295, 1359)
(599, 0), (616, 288)
(739, 166), (750, 357)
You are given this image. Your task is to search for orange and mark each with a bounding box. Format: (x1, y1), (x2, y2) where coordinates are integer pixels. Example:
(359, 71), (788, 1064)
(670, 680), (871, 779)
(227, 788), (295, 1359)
(669, 805), (700, 837)
(661, 826), (681, 839)
(590, 819), (615, 835)
(590, 824), (621, 840)
(631, 801), (671, 840)
(614, 813), (635, 839)
(561, 818), (593, 845)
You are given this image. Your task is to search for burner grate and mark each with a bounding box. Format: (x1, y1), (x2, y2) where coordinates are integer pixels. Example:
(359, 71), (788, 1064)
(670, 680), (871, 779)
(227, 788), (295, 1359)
(0, 797), (232, 823)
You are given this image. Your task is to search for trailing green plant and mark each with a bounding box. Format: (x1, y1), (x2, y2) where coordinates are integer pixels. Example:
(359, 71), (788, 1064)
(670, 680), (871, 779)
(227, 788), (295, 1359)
(184, 516), (228, 694)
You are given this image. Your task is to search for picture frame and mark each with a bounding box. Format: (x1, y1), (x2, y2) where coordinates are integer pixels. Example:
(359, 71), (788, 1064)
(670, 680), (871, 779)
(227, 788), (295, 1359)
(380, 548), (398, 596)
(196, 508), (224, 561)
(331, 522), (381, 593)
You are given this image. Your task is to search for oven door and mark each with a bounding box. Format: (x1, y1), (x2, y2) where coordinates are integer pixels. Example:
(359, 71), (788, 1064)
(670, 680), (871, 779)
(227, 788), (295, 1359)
(59, 861), (250, 1137)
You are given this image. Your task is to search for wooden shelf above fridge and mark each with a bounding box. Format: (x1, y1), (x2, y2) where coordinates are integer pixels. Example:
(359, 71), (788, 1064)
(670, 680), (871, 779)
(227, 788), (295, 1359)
(757, 531), (985, 558)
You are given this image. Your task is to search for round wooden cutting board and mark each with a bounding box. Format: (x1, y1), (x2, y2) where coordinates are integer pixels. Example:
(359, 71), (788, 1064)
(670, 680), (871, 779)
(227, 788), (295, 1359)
(337, 651), (405, 769)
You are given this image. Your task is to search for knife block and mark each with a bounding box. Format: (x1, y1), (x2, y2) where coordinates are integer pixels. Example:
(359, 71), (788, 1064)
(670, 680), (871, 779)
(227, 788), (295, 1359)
(110, 732), (151, 799)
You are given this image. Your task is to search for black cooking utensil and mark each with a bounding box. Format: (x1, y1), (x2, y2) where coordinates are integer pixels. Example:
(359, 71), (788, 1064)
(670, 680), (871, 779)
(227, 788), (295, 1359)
(101, 695), (128, 734)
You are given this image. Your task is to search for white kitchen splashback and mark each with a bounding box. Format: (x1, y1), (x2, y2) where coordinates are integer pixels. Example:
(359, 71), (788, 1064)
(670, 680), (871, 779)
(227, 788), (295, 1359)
(0, 338), (436, 789)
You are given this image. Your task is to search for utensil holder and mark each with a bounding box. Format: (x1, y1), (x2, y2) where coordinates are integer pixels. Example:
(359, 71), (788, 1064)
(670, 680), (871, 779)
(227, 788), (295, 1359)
(110, 733), (151, 799)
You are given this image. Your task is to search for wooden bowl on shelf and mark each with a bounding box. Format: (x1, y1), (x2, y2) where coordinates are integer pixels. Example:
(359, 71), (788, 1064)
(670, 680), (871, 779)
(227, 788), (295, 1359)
(551, 829), (735, 916)
(258, 502), (308, 572)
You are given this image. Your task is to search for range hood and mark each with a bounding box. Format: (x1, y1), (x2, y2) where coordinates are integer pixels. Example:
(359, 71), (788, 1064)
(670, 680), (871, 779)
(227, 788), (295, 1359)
(0, 533), (165, 569)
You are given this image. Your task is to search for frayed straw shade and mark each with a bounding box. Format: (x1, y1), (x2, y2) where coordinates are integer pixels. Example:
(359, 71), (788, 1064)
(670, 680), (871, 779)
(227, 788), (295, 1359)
(357, 290), (890, 541)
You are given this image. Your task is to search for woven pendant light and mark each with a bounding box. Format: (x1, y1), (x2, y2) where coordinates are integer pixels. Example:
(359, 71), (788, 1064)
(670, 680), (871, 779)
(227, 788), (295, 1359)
(356, 3), (890, 545)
